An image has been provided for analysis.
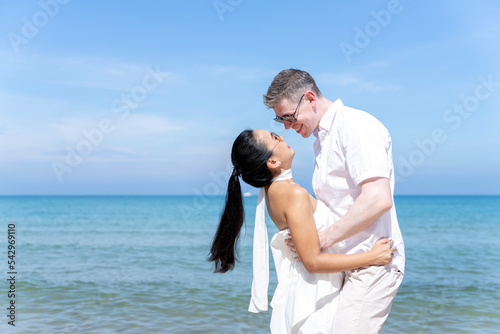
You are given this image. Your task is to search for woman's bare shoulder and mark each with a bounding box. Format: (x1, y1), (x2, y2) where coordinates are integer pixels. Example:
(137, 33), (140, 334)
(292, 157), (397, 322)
(268, 181), (310, 205)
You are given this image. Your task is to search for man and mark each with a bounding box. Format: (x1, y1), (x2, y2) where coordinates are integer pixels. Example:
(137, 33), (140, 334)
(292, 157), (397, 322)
(263, 69), (404, 333)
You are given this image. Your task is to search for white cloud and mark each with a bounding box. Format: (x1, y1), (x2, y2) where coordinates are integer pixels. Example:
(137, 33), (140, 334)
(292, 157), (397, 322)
(47, 59), (179, 91)
(47, 113), (189, 161)
(1, 52), (179, 91)
(0, 127), (57, 162)
(0, 113), (188, 162)
(51, 117), (101, 143)
(49, 113), (186, 147)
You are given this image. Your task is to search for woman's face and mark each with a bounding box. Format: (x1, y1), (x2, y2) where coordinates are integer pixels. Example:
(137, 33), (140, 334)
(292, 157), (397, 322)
(253, 129), (295, 166)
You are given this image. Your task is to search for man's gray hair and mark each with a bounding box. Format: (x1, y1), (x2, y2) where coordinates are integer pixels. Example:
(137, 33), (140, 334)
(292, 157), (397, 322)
(263, 69), (322, 108)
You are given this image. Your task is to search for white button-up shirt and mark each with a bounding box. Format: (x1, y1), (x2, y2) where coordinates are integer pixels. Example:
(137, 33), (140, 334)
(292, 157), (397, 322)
(312, 99), (405, 273)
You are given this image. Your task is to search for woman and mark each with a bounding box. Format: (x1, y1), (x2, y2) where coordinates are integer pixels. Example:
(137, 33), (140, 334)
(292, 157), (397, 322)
(208, 129), (395, 333)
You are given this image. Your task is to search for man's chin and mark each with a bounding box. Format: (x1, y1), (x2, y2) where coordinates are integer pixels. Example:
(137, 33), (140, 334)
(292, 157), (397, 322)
(299, 130), (311, 138)
(294, 125), (309, 138)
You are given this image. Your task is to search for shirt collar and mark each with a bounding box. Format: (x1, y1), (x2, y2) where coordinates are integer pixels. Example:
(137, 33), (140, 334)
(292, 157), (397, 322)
(317, 99), (343, 133)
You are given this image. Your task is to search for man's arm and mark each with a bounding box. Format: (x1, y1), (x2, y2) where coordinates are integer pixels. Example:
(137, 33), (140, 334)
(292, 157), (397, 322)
(283, 186), (394, 273)
(319, 177), (392, 251)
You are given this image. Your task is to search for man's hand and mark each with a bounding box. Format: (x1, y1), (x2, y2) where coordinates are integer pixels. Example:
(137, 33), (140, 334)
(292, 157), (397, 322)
(318, 224), (338, 251)
(285, 233), (301, 262)
(320, 178), (393, 247)
(287, 224), (339, 261)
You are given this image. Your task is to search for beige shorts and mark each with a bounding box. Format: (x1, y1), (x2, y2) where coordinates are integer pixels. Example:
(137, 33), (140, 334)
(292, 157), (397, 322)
(333, 265), (404, 334)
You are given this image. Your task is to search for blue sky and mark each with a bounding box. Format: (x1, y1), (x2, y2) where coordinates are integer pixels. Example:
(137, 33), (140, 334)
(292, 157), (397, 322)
(1, 0), (499, 195)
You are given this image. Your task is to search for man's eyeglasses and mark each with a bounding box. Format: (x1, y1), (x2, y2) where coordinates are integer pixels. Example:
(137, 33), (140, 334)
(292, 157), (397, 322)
(273, 94), (304, 123)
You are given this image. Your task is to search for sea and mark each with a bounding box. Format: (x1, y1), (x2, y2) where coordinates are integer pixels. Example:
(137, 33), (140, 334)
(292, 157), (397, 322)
(0, 195), (499, 333)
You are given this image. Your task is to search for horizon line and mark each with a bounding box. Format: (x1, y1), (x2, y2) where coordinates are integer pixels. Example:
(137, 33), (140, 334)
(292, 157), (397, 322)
(0, 193), (499, 197)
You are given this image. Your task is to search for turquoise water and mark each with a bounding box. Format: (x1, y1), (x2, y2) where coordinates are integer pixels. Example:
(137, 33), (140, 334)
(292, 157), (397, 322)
(0, 195), (499, 333)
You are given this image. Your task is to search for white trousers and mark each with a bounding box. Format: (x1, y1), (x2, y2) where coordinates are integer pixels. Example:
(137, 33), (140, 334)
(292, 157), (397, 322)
(332, 266), (403, 334)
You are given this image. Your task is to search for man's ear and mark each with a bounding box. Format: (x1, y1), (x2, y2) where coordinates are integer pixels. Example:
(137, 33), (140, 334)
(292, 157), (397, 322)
(267, 158), (281, 171)
(304, 90), (319, 110)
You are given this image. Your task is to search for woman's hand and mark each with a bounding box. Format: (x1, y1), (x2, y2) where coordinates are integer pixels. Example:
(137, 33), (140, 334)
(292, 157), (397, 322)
(369, 238), (396, 265)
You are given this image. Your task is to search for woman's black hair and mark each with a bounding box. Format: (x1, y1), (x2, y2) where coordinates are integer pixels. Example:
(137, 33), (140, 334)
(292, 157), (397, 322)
(208, 130), (274, 273)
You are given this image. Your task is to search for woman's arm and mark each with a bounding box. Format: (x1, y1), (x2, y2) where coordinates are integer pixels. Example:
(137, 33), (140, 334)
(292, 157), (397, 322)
(318, 177), (393, 251)
(284, 187), (393, 274)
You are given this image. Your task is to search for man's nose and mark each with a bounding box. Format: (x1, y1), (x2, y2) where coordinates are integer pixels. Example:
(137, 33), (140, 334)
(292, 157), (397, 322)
(284, 121), (292, 130)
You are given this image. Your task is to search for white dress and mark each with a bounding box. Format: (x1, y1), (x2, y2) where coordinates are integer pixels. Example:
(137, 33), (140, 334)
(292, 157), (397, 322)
(248, 170), (343, 334)
(269, 200), (343, 334)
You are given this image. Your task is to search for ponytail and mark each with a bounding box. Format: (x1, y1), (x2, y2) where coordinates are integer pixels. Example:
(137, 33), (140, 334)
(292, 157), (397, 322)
(208, 172), (244, 273)
(208, 129), (273, 273)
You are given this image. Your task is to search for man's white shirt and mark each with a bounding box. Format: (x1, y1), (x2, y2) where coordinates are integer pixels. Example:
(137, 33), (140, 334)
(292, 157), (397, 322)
(312, 99), (405, 273)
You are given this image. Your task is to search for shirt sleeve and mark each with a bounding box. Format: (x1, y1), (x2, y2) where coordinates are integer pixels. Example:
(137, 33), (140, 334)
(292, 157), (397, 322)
(339, 108), (392, 186)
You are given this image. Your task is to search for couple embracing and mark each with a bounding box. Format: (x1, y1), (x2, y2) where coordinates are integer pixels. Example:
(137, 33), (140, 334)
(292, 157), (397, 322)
(209, 69), (405, 333)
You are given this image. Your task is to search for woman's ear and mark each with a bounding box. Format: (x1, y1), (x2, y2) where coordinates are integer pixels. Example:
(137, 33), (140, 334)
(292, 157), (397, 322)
(267, 158), (281, 171)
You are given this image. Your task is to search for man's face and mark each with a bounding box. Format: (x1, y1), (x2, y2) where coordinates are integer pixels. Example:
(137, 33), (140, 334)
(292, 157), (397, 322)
(273, 94), (316, 138)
